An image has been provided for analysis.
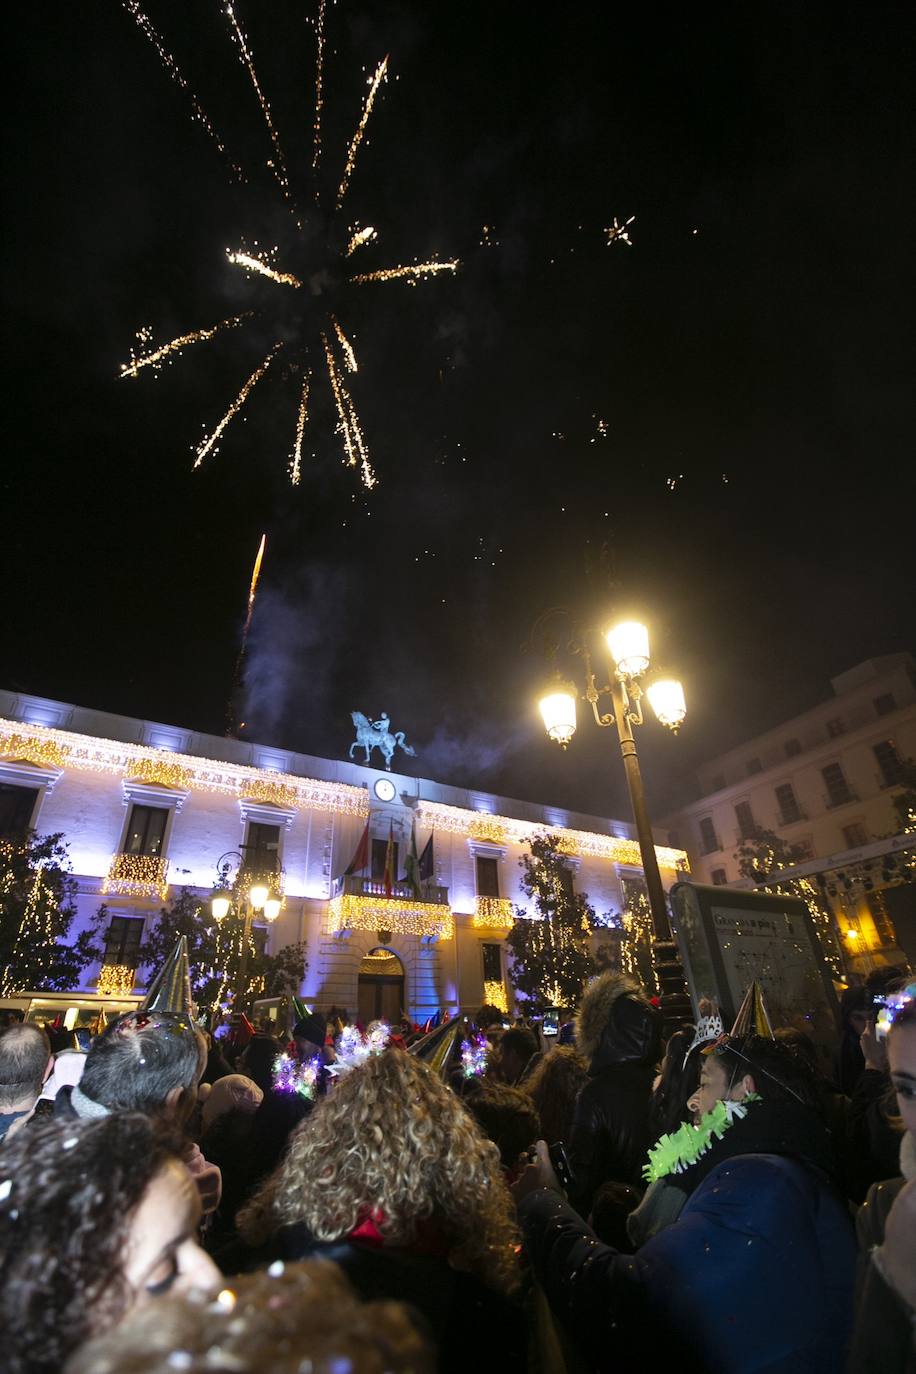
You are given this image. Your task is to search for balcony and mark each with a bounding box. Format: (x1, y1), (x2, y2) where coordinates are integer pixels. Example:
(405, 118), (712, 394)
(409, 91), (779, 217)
(472, 896), (515, 930)
(102, 852), (169, 899)
(328, 873), (453, 940)
(96, 963), (138, 997)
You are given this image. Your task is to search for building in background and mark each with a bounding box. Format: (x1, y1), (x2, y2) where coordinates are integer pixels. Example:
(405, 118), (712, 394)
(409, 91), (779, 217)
(0, 690), (686, 1021)
(663, 655), (916, 972)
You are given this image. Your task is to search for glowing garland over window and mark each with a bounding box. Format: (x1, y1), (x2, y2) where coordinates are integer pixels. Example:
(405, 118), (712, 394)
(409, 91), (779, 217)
(0, 733), (68, 772)
(482, 979), (508, 1013)
(418, 801), (688, 872)
(327, 893), (454, 940)
(102, 853), (170, 899)
(472, 897), (515, 930)
(97, 963), (137, 997)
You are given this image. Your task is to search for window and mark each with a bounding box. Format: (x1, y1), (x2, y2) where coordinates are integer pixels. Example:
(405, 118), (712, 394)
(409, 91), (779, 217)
(746, 758), (763, 776)
(784, 738), (802, 758)
(822, 763), (853, 808)
(874, 693), (897, 717)
(734, 801), (756, 840)
(371, 837), (398, 880)
(775, 783), (802, 825)
(476, 855), (500, 897)
(103, 916), (144, 968)
(557, 865), (575, 900)
(244, 821), (281, 872)
(481, 942), (503, 983)
(123, 804), (168, 857)
(0, 783), (39, 838)
(711, 868), (727, 886)
(826, 718), (845, 739)
(874, 740), (904, 788)
(842, 822), (868, 849)
(698, 817), (720, 854)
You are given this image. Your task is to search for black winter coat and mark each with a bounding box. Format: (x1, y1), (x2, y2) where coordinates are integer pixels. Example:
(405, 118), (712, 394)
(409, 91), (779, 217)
(847, 1174), (915, 1374)
(568, 1060), (656, 1204)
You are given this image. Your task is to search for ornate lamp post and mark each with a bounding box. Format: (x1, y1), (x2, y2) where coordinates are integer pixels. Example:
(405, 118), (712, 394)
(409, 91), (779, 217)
(210, 850), (282, 1016)
(536, 614), (690, 1022)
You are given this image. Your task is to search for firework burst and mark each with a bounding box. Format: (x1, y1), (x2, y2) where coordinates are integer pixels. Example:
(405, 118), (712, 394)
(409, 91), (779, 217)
(120, 2), (459, 491)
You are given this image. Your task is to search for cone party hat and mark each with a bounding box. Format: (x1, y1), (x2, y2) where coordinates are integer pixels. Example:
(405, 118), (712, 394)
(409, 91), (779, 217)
(730, 980), (773, 1039)
(140, 935), (192, 1015)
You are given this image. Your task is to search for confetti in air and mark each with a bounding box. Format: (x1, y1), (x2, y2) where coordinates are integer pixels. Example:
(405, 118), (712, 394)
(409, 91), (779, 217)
(605, 215), (635, 247)
(120, 5), (459, 490)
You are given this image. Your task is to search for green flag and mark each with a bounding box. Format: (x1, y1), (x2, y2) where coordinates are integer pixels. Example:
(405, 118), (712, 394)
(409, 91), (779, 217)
(404, 820), (422, 900)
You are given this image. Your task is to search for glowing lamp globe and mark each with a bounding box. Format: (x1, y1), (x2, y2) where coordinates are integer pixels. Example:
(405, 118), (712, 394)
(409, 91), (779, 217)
(607, 621), (650, 677)
(263, 896), (282, 922)
(647, 678), (686, 732)
(845, 928), (859, 942)
(539, 686), (577, 748)
(249, 883), (269, 911)
(211, 893), (231, 921)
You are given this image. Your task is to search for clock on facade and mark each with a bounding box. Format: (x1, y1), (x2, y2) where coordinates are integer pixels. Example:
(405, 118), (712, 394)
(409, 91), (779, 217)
(373, 777), (397, 802)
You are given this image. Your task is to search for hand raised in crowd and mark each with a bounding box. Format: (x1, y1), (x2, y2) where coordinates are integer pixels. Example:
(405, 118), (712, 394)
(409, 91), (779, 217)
(510, 1139), (562, 1203)
(860, 1018), (889, 1074)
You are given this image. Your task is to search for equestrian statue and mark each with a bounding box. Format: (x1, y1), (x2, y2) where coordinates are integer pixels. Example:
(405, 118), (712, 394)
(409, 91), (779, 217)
(349, 711), (416, 771)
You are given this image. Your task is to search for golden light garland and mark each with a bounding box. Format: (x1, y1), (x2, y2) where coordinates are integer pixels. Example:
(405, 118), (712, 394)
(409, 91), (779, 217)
(0, 733), (68, 771)
(120, 312), (253, 379)
(102, 853), (170, 899)
(126, 757), (192, 790)
(328, 893), (454, 940)
(469, 816), (509, 846)
(193, 343), (284, 469)
(336, 56), (389, 207)
(472, 896), (515, 930)
(349, 259), (459, 286)
(483, 979), (508, 1013)
(239, 779), (300, 811)
(97, 963), (137, 997)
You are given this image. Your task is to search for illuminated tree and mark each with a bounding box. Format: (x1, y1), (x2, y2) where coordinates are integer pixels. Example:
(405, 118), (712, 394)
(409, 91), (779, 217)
(734, 827), (842, 976)
(505, 834), (598, 1014)
(0, 832), (95, 993)
(138, 887), (307, 1011)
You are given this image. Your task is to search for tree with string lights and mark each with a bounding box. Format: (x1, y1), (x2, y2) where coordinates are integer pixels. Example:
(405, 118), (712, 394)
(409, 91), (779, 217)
(734, 826), (842, 976)
(0, 831), (96, 993)
(505, 834), (599, 1014)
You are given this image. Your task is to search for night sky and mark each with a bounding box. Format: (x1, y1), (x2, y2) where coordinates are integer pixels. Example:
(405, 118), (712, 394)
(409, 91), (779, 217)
(4, 2), (915, 823)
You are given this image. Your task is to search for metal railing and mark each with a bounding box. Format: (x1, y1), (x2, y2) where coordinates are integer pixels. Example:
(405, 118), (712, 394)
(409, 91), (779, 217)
(331, 872), (450, 905)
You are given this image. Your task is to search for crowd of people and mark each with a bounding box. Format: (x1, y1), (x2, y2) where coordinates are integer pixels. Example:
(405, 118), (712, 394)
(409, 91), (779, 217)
(1, 964), (914, 1373)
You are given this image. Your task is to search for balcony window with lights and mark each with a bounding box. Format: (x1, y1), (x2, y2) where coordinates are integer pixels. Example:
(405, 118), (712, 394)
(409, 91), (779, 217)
(711, 868), (727, 886)
(0, 783), (39, 838)
(775, 783), (803, 825)
(124, 804), (168, 857)
(699, 817), (720, 855)
(476, 855), (501, 898)
(103, 915), (144, 968)
(244, 821), (281, 873)
(734, 802), (757, 840)
(874, 740), (904, 788)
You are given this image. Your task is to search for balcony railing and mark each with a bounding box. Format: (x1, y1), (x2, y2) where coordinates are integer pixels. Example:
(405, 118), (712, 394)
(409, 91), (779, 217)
(328, 873), (453, 940)
(472, 896), (515, 929)
(96, 963), (138, 997)
(332, 873), (450, 905)
(102, 852), (169, 899)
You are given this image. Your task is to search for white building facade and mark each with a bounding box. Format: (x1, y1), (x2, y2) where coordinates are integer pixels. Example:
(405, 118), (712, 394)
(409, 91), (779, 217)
(663, 655), (916, 970)
(0, 690), (687, 1020)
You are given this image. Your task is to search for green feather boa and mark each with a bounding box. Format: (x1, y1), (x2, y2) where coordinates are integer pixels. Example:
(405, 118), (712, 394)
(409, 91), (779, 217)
(643, 1094), (761, 1183)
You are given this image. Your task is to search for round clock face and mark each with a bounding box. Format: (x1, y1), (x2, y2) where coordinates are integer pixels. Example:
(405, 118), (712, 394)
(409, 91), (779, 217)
(373, 777), (397, 802)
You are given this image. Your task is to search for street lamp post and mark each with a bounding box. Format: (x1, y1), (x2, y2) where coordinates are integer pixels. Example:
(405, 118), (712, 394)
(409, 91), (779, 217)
(537, 615), (691, 1024)
(210, 850), (282, 1016)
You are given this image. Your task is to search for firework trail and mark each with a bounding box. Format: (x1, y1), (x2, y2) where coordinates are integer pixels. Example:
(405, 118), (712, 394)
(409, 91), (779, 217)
(312, 0), (326, 176)
(332, 316), (358, 372)
(226, 249), (302, 287)
(289, 373), (311, 486)
(193, 344), (283, 468)
(224, 2), (294, 210)
(337, 56), (389, 208)
(350, 259), (459, 285)
(120, 312), (253, 379)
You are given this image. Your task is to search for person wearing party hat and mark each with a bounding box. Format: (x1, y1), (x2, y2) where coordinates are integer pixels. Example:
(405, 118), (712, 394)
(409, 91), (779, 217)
(513, 977), (857, 1373)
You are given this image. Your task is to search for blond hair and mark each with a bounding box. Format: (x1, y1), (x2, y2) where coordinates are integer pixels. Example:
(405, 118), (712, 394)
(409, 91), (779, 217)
(238, 1050), (520, 1294)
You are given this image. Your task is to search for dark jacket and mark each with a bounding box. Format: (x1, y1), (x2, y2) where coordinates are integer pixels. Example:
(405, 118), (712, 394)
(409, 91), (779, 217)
(568, 974), (661, 1206)
(221, 1221), (527, 1373)
(520, 1152), (857, 1373)
(848, 1173), (915, 1374)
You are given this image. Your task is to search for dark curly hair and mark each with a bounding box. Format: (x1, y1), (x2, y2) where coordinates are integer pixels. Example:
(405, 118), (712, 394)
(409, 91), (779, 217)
(0, 1114), (184, 1374)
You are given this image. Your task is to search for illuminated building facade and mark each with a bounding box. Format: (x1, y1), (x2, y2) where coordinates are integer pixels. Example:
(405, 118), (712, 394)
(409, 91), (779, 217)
(662, 655), (916, 970)
(0, 689), (687, 1020)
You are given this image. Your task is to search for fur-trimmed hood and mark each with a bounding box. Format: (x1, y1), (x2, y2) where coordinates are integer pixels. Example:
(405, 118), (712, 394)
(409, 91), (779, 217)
(575, 972), (661, 1071)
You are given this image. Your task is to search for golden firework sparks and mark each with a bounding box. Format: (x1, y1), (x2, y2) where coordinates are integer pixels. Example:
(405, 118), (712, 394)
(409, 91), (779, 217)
(322, 333), (375, 489)
(332, 316), (358, 372)
(193, 343), (283, 469)
(312, 0), (326, 176)
(246, 533), (266, 617)
(337, 56), (389, 208)
(226, 248), (302, 288)
(289, 373), (311, 486)
(350, 258), (459, 286)
(120, 312), (254, 379)
(346, 225), (378, 257)
(224, 2), (294, 209)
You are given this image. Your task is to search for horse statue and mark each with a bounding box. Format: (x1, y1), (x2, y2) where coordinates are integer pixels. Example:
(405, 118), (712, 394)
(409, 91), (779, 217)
(349, 711), (416, 772)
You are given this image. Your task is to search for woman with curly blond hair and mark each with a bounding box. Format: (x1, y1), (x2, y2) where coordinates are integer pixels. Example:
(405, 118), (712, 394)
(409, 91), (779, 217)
(228, 1050), (526, 1371)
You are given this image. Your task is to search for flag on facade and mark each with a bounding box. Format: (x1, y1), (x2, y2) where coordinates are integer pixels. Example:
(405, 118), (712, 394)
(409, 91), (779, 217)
(383, 821), (395, 897)
(344, 817), (370, 876)
(418, 831), (434, 883)
(403, 821), (422, 899)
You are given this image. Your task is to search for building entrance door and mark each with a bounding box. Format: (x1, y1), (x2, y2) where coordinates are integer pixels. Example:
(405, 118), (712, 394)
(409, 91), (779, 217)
(357, 948), (405, 1024)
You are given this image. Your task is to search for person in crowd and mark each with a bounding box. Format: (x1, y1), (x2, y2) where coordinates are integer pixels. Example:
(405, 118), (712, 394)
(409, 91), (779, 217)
(464, 1081), (540, 1179)
(237, 1028), (283, 1095)
(514, 1033), (857, 1373)
(198, 1074), (264, 1247)
(523, 1043), (589, 1147)
(53, 1009), (222, 1214)
(848, 992), (916, 1373)
(835, 983), (871, 1095)
(495, 1024), (539, 1086)
(65, 1257), (433, 1374)
(0, 1114), (220, 1374)
(0, 1022), (52, 1141)
(199, 1028), (232, 1086)
(200, 1072), (263, 1136)
(647, 1026), (703, 1143)
(230, 1049), (525, 1371)
(246, 1012), (330, 1183)
(567, 972), (662, 1209)
(847, 1010), (906, 1194)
